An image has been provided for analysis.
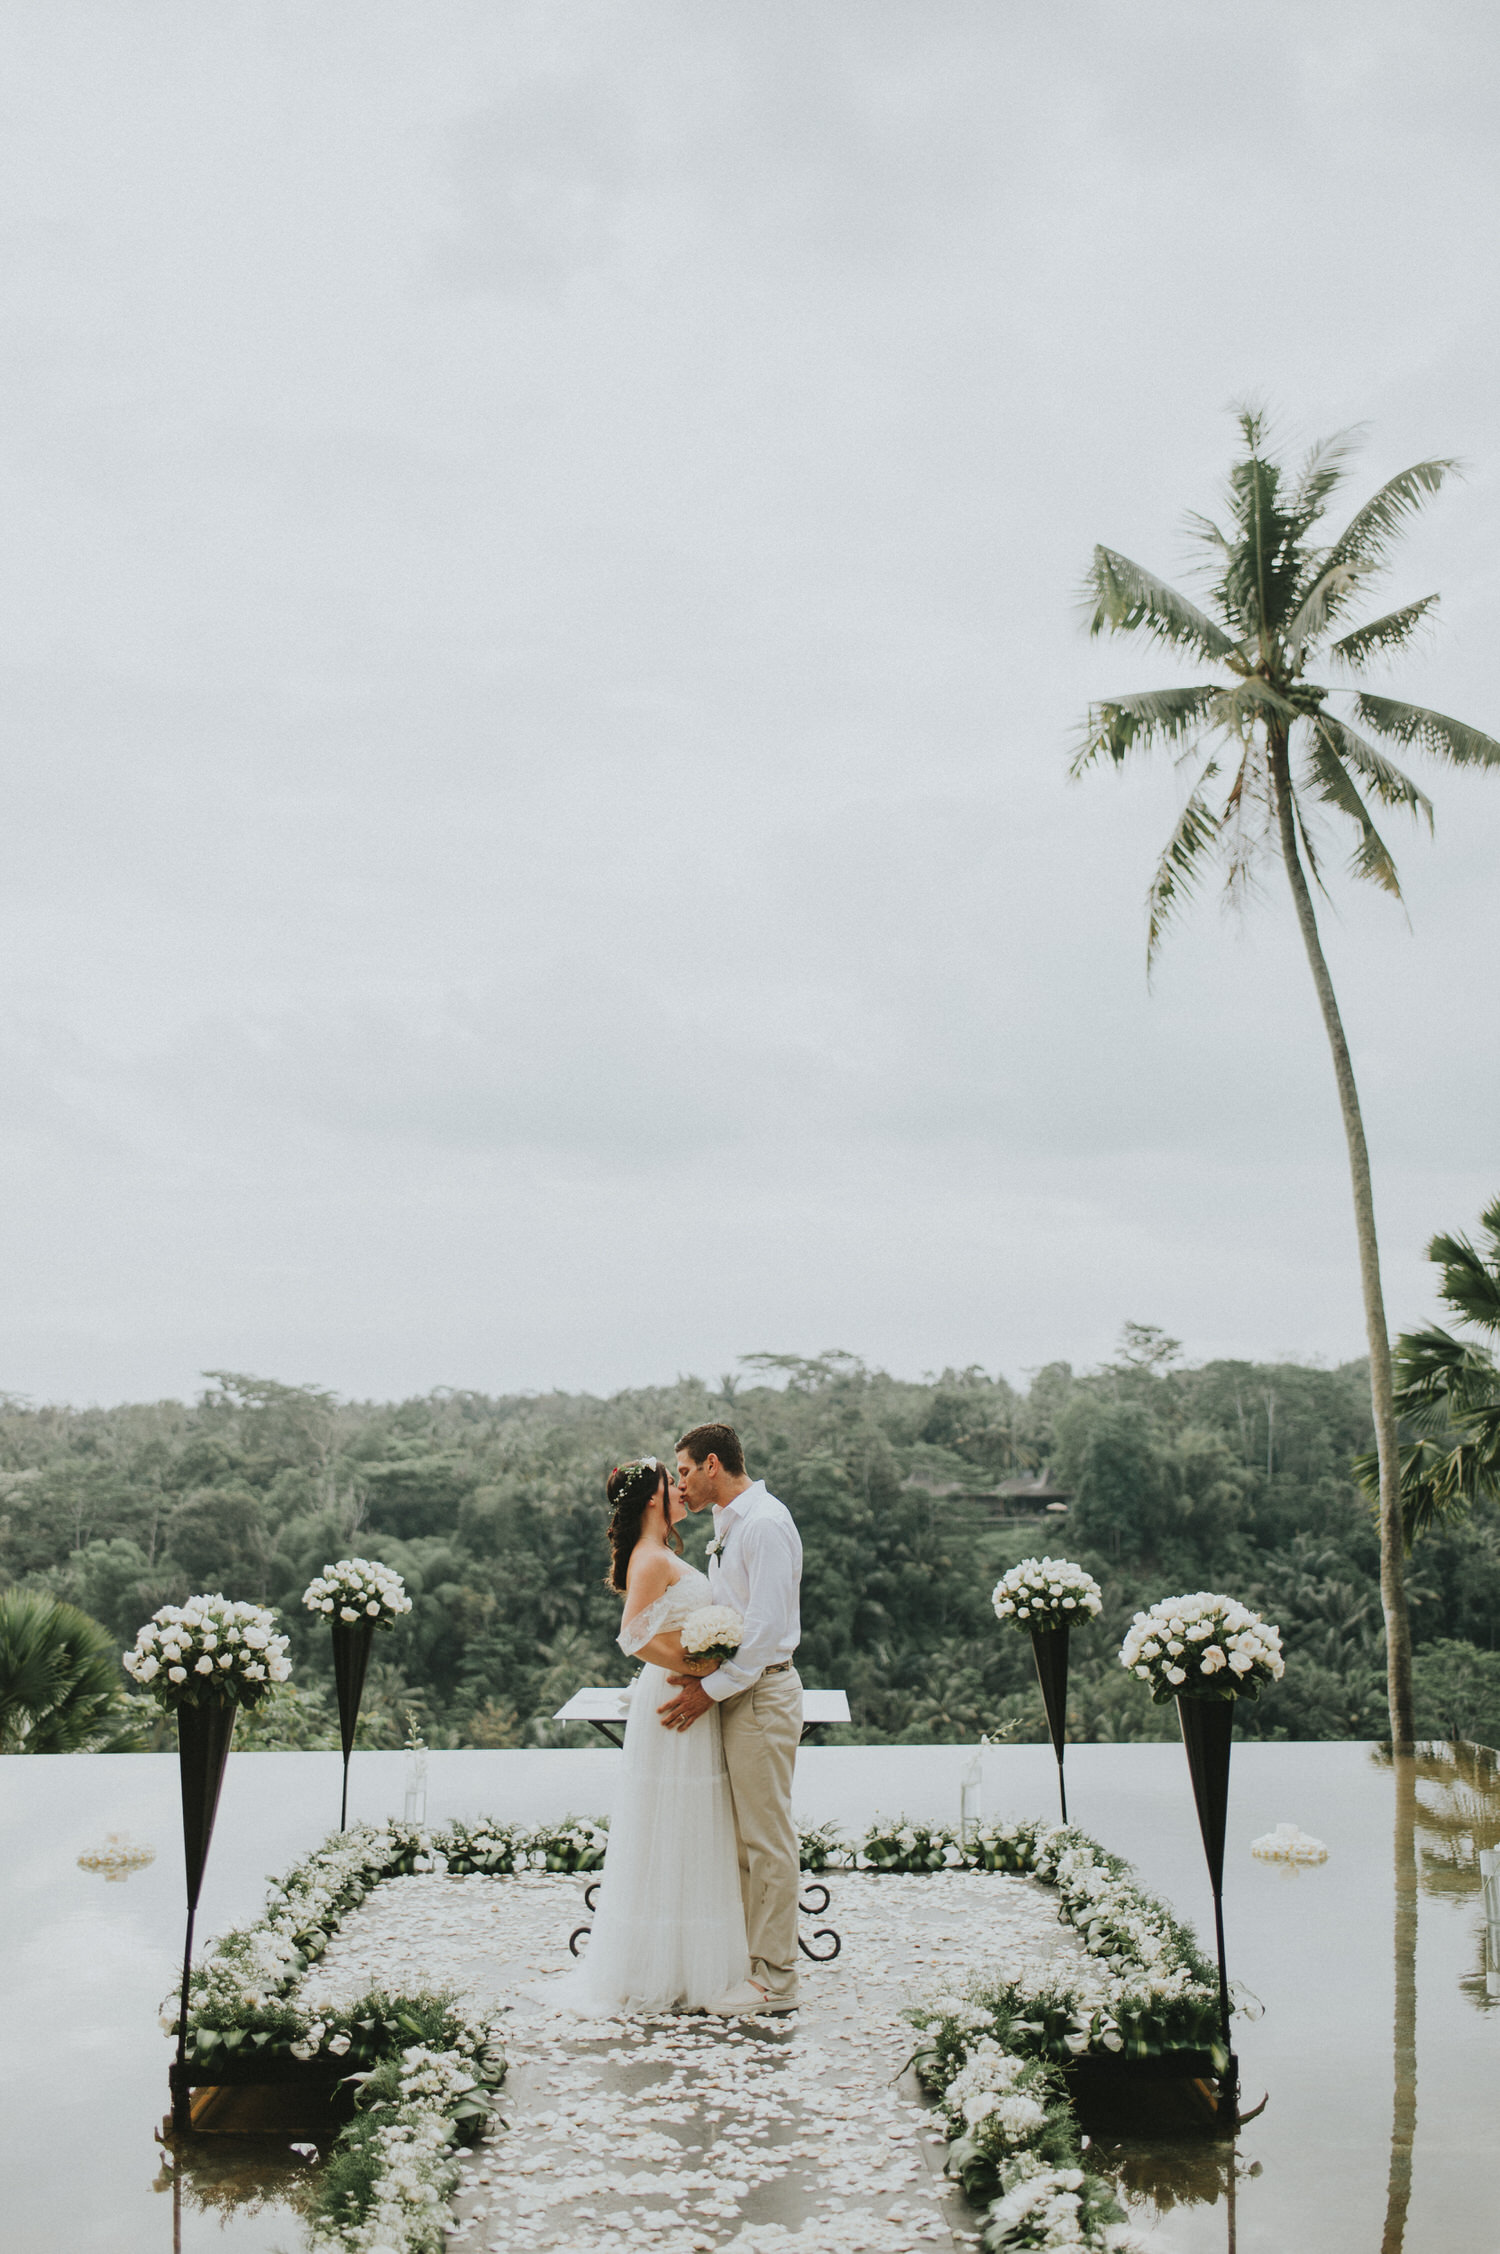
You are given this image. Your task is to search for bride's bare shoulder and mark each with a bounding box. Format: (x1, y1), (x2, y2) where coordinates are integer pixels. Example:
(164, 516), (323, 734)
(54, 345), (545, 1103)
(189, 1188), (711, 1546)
(624, 1547), (675, 1610)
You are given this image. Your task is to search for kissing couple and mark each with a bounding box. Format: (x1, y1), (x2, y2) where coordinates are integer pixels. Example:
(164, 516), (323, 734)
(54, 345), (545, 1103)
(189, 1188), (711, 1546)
(542, 1422), (804, 2017)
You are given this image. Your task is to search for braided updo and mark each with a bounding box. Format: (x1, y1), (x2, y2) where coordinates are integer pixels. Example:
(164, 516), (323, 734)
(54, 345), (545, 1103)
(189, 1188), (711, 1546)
(604, 1458), (681, 1595)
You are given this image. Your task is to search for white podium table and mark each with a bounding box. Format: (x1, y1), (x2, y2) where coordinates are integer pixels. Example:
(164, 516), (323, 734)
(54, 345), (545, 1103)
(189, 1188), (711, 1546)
(553, 1686), (850, 1749)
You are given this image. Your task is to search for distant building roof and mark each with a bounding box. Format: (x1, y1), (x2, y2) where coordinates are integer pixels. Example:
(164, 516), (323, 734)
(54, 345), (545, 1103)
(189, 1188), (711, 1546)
(996, 1473), (1073, 1503)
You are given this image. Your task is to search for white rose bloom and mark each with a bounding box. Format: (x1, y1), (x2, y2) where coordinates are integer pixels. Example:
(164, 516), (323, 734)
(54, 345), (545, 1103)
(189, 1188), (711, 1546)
(168, 1665), (188, 1683)
(194, 1656), (214, 1674)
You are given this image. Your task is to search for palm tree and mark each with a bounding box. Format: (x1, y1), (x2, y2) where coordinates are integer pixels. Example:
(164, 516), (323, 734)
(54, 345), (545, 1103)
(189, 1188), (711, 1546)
(0, 1589), (135, 1751)
(1360, 1196), (1500, 1544)
(1075, 408), (1500, 1750)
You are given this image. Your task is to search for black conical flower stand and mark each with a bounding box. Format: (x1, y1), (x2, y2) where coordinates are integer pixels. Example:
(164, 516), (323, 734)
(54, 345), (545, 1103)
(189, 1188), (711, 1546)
(1031, 1623), (1071, 1824)
(1176, 1692), (1238, 2125)
(331, 1614), (377, 1831)
(170, 1697), (238, 2131)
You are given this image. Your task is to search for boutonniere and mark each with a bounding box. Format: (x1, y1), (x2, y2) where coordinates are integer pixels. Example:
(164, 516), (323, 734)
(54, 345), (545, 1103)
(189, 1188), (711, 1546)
(706, 1533), (727, 1562)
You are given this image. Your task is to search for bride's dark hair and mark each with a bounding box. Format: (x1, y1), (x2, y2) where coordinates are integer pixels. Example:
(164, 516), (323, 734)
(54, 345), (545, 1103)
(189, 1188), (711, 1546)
(604, 1459), (681, 1595)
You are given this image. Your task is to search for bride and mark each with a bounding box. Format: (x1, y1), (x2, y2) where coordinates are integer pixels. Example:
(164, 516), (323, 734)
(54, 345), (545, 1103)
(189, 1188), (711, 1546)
(535, 1457), (752, 2014)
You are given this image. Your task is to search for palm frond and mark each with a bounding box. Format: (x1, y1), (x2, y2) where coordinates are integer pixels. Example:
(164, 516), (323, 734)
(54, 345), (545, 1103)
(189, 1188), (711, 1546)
(1328, 594), (1440, 671)
(1391, 1325), (1500, 1427)
(1183, 510), (1232, 556)
(1210, 676), (1304, 730)
(1351, 694), (1500, 769)
(1223, 450), (1287, 637)
(1325, 459), (1459, 575)
(1289, 428), (1363, 521)
(1356, 1432), (1497, 1548)
(1376, 1323), (1500, 1543)
(1219, 748), (1273, 911)
(1069, 685), (1222, 776)
(1311, 713), (1433, 827)
(1145, 767), (1222, 970)
(1083, 547), (1238, 664)
(1290, 785), (1328, 896)
(1302, 724), (1402, 894)
(1284, 561), (1375, 652)
(1427, 1229), (1500, 1335)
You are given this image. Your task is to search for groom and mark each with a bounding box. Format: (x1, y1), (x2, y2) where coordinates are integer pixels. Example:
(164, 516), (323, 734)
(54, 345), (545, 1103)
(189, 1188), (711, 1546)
(661, 1422), (803, 2013)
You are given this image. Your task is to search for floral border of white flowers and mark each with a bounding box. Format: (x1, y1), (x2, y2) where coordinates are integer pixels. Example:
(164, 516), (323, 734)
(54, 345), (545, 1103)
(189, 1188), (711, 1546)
(168, 1817), (563, 2254)
(181, 1811), (1212, 2253)
(800, 1815), (1220, 2247)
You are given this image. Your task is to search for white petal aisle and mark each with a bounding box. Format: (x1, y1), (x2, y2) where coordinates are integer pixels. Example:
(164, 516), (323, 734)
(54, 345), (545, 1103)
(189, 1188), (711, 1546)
(300, 1869), (1103, 2254)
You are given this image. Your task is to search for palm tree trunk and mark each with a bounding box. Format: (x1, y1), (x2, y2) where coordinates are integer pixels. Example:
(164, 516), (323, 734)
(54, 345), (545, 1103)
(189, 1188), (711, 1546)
(1380, 1753), (1419, 2253)
(1270, 731), (1414, 1750)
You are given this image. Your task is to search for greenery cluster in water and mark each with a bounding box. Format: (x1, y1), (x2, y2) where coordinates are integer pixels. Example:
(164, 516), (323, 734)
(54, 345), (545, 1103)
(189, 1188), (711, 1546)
(1, 1331), (1497, 1749)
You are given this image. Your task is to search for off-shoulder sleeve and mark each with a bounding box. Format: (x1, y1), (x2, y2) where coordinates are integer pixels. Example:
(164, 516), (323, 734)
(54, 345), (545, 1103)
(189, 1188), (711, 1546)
(618, 1588), (674, 1657)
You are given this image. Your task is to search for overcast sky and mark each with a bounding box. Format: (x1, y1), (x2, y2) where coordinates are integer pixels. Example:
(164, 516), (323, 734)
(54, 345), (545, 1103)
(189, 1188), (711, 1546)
(2, 2), (1498, 1408)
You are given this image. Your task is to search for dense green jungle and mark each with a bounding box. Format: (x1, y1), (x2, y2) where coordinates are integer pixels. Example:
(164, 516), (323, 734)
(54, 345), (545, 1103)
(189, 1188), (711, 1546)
(3, 1333), (1499, 1752)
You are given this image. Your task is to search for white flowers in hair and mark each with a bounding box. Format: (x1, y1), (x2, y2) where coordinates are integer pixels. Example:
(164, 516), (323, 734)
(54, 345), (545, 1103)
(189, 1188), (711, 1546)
(302, 1557), (412, 1627)
(679, 1605), (745, 1661)
(123, 1594), (291, 1709)
(992, 1556), (1103, 1630)
(1119, 1591), (1284, 1703)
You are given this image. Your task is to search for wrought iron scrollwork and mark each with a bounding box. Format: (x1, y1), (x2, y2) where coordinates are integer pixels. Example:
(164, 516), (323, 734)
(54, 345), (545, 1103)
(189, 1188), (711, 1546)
(570, 1876), (842, 1964)
(798, 1879), (841, 1961)
(568, 1880), (602, 1957)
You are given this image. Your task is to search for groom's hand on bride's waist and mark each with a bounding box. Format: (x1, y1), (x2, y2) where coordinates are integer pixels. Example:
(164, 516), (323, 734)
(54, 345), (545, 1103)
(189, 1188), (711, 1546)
(659, 1676), (713, 1731)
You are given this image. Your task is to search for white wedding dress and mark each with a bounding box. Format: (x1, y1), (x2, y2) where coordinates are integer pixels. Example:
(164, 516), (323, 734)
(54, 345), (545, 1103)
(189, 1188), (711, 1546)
(533, 1564), (751, 2015)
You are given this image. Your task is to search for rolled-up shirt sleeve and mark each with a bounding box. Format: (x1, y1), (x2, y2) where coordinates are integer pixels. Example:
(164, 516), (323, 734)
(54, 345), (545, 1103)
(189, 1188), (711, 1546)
(703, 1514), (801, 1701)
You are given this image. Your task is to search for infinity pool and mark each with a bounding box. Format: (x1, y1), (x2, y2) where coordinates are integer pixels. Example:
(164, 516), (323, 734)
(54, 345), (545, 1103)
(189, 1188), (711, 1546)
(1, 1737), (1493, 2252)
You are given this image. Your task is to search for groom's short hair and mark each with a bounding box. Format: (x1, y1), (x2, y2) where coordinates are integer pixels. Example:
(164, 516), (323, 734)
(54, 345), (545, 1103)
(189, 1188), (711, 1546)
(675, 1422), (746, 1478)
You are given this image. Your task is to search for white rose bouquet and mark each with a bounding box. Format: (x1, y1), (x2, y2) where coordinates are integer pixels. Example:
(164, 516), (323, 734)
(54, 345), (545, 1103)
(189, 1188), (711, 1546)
(123, 1595), (292, 1711)
(302, 1557), (412, 1629)
(991, 1557), (1103, 1633)
(1119, 1591), (1284, 1703)
(677, 1606), (744, 1676)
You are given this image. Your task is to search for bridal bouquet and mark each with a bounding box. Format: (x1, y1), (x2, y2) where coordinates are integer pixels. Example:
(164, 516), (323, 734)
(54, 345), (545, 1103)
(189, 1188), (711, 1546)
(123, 1595), (292, 1711)
(1120, 1591), (1284, 1703)
(678, 1606), (745, 1676)
(302, 1557), (412, 1628)
(991, 1557), (1103, 1632)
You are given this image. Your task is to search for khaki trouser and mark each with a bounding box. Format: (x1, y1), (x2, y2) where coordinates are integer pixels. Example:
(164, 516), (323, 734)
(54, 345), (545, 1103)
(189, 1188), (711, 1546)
(717, 1665), (803, 2005)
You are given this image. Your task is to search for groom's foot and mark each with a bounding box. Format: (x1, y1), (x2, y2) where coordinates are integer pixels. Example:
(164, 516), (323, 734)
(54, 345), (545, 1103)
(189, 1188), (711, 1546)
(705, 1980), (770, 2015)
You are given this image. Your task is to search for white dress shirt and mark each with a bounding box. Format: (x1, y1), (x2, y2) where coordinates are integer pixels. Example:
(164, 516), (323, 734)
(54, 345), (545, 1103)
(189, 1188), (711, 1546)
(702, 1480), (802, 1701)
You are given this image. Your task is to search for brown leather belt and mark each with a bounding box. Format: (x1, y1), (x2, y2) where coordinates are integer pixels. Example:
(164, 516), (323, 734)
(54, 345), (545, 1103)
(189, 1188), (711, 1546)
(762, 1661), (793, 1674)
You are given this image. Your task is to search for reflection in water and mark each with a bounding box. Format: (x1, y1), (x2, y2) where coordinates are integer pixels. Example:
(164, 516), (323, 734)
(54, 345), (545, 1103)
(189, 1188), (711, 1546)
(153, 2128), (317, 2245)
(1104, 2136), (1260, 2213)
(1373, 1739), (1500, 2019)
(1404, 1740), (1500, 1902)
(1380, 1757), (1418, 2254)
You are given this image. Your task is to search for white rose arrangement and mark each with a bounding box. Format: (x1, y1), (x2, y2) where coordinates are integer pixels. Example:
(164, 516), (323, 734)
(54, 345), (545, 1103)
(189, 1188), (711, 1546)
(123, 1595), (292, 1710)
(992, 1557), (1103, 1633)
(1119, 1591), (1284, 1703)
(678, 1605), (745, 1674)
(302, 1556), (412, 1629)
